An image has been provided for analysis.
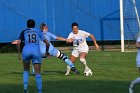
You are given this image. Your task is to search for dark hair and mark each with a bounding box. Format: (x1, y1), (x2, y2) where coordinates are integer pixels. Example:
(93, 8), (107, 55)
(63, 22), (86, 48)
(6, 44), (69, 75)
(71, 22), (78, 28)
(27, 19), (35, 28)
(40, 22), (46, 30)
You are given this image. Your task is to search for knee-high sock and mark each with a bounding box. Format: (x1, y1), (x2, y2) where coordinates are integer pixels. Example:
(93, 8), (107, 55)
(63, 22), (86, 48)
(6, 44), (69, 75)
(23, 71), (29, 90)
(80, 58), (88, 69)
(35, 74), (42, 93)
(65, 59), (74, 68)
(56, 51), (74, 68)
(131, 77), (140, 87)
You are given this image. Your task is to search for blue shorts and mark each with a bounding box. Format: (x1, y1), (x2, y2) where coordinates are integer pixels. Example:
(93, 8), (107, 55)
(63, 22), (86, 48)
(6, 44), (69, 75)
(40, 44), (59, 57)
(22, 51), (42, 64)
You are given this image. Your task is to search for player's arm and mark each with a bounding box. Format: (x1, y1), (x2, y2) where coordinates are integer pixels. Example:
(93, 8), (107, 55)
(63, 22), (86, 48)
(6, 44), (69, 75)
(43, 39), (50, 55)
(56, 37), (67, 41)
(66, 33), (73, 43)
(40, 31), (50, 55)
(15, 30), (25, 60)
(136, 42), (140, 48)
(16, 40), (22, 60)
(12, 40), (21, 60)
(49, 32), (67, 41)
(89, 34), (99, 50)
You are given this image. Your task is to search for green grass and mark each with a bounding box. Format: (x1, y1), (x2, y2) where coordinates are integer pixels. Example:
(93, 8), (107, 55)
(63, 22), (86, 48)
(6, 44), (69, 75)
(0, 51), (140, 93)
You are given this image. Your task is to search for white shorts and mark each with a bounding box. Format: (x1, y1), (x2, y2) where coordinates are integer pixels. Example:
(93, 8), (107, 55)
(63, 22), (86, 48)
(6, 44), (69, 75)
(71, 46), (89, 57)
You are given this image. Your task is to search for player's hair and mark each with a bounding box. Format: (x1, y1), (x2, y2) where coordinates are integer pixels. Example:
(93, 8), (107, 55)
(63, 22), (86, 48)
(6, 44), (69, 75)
(27, 19), (35, 28)
(40, 23), (46, 30)
(71, 22), (78, 28)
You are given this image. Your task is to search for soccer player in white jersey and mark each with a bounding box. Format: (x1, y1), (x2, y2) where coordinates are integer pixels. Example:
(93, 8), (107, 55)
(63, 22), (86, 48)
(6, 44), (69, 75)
(129, 37), (140, 93)
(65, 22), (99, 75)
(31, 23), (79, 75)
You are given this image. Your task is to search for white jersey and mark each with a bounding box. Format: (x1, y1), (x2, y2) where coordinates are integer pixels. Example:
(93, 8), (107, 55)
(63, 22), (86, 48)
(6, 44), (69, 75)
(136, 37), (140, 67)
(68, 30), (90, 48)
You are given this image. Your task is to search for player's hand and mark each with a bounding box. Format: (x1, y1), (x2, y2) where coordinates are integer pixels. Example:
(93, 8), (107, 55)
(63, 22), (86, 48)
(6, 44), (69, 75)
(45, 52), (50, 57)
(12, 40), (18, 44)
(66, 38), (73, 43)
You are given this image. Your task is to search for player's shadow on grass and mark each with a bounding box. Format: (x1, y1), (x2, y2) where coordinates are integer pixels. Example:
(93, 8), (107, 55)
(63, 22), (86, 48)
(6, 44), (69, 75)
(0, 80), (140, 93)
(11, 70), (65, 75)
(42, 70), (65, 75)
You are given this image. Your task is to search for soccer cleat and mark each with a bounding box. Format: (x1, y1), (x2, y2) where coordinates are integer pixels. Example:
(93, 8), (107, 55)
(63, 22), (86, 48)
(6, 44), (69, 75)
(24, 90), (28, 93)
(71, 67), (80, 74)
(129, 87), (133, 93)
(65, 72), (70, 76)
(65, 65), (71, 75)
(129, 82), (134, 93)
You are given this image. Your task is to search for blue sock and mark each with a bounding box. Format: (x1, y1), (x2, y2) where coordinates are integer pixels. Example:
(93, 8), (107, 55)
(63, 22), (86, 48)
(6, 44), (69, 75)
(23, 71), (29, 90)
(35, 74), (42, 93)
(65, 59), (74, 68)
(58, 53), (75, 68)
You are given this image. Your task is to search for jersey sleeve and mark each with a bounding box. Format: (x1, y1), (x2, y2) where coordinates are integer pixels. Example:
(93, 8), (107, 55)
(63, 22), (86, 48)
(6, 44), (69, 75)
(48, 32), (57, 40)
(39, 30), (46, 40)
(18, 31), (25, 41)
(67, 32), (73, 39)
(82, 31), (90, 38)
(137, 37), (140, 42)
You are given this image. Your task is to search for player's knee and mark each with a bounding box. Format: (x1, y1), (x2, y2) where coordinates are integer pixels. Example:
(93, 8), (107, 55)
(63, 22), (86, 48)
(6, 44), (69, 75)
(57, 51), (63, 59)
(57, 51), (68, 61)
(80, 58), (86, 63)
(56, 50), (61, 57)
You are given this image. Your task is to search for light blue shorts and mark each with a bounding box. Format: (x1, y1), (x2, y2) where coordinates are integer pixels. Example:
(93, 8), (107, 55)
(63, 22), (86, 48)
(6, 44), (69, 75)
(22, 51), (42, 64)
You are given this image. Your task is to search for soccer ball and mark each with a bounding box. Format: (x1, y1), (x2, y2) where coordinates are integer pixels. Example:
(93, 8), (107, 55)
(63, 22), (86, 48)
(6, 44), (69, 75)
(84, 68), (93, 76)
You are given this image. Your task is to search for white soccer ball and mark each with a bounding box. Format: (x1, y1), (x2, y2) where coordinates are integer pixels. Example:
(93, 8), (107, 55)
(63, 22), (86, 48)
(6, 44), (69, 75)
(84, 68), (93, 76)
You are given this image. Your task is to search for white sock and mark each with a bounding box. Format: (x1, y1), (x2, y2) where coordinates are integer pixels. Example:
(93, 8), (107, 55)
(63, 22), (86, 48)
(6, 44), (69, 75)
(131, 77), (140, 88)
(32, 65), (35, 73)
(80, 58), (89, 69)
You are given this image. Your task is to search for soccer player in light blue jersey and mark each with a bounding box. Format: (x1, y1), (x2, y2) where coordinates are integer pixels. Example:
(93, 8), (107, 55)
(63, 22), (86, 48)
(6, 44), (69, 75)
(36, 23), (79, 74)
(16, 19), (50, 93)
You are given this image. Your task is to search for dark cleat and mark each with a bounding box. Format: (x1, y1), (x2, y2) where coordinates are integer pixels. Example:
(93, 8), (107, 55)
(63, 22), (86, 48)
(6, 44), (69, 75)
(24, 90), (28, 93)
(71, 67), (80, 74)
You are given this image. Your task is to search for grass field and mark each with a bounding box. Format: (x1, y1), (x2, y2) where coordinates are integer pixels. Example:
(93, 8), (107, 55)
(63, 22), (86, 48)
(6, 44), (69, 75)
(0, 51), (140, 93)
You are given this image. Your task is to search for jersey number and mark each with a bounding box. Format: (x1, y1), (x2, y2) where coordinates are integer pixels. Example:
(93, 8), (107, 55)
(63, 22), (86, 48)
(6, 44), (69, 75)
(28, 34), (36, 43)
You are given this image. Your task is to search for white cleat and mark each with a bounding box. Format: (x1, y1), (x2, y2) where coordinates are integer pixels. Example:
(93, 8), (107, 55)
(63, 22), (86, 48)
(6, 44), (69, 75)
(129, 87), (133, 93)
(65, 72), (70, 76)
(65, 65), (71, 76)
(129, 82), (134, 93)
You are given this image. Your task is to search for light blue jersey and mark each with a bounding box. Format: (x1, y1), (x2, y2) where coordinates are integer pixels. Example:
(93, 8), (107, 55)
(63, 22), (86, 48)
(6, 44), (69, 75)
(19, 28), (46, 63)
(40, 31), (59, 57)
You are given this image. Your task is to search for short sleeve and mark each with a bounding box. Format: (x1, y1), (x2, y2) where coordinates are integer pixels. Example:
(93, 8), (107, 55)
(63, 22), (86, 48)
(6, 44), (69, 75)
(18, 31), (25, 41)
(137, 37), (140, 42)
(49, 32), (57, 40)
(67, 32), (73, 39)
(82, 31), (90, 38)
(39, 30), (46, 40)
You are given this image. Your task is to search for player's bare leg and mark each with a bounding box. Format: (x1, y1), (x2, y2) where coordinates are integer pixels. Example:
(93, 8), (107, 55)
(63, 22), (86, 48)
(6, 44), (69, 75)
(23, 62), (30, 93)
(129, 67), (140, 93)
(79, 52), (89, 70)
(80, 52), (93, 76)
(65, 55), (77, 75)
